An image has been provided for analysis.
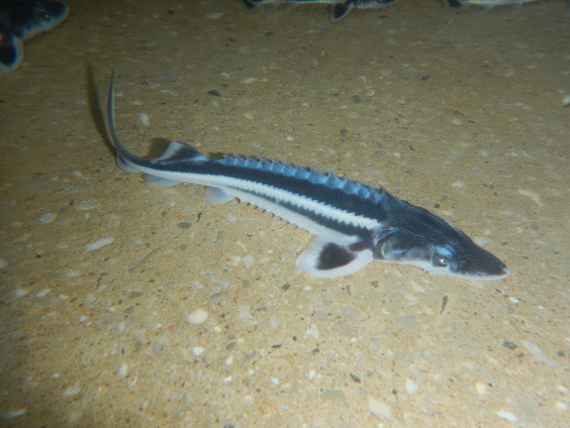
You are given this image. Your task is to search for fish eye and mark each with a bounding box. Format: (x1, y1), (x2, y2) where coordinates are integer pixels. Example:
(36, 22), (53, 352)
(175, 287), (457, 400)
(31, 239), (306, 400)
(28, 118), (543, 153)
(432, 246), (454, 268)
(433, 255), (448, 267)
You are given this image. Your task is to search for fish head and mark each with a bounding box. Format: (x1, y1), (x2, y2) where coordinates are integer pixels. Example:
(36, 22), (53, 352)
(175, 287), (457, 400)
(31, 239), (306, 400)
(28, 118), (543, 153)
(373, 203), (509, 280)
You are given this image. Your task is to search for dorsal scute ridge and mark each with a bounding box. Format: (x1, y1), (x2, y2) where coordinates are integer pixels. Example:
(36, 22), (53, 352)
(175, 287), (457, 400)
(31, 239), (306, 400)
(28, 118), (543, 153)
(217, 154), (386, 203)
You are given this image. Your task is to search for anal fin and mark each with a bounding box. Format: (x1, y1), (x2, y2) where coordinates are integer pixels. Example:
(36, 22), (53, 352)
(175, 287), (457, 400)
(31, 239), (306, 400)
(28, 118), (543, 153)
(144, 175), (180, 188)
(296, 239), (373, 279)
(206, 187), (235, 205)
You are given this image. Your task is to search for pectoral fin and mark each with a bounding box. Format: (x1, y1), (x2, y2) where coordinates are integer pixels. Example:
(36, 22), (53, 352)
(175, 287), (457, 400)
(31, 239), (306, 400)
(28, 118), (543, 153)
(296, 239), (373, 278)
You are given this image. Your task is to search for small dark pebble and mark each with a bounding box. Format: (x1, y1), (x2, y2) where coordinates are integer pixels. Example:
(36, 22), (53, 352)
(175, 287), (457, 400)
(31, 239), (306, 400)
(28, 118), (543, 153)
(271, 344), (282, 349)
(351, 95), (362, 104)
(177, 221), (192, 229)
(339, 128), (349, 138)
(502, 340), (518, 350)
(419, 74), (431, 81)
(440, 295), (449, 314)
(350, 373), (361, 383)
(281, 283), (290, 291)
(151, 342), (164, 354)
(434, 203), (441, 209)
(208, 89), (222, 97)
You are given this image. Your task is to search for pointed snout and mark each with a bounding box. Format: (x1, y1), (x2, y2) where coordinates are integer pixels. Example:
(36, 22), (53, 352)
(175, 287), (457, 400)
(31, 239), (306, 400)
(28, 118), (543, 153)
(460, 244), (510, 279)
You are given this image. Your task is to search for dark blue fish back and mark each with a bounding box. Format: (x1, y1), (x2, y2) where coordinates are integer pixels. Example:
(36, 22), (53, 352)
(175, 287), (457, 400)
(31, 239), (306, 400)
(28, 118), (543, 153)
(215, 154), (390, 207)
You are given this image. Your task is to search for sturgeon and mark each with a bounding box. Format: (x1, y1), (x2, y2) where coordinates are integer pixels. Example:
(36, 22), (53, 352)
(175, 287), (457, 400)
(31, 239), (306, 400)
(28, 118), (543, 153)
(0, 0), (69, 73)
(103, 76), (509, 280)
(242, 0), (395, 22)
(448, 0), (540, 7)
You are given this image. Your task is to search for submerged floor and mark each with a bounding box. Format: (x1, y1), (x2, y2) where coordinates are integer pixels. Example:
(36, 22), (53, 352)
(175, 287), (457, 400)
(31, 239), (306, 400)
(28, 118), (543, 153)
(1, 0), (569, 426)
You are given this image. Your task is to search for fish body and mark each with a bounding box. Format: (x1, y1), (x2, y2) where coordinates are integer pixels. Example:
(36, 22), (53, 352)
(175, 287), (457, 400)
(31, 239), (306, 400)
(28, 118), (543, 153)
(104, 76), (509, 280)
(242, 0), (276, 8)
(449, 0), (539, 7)
(242, 0), (394, 22)
(0, 0), (68, 72)
(456, 0), (570, 17)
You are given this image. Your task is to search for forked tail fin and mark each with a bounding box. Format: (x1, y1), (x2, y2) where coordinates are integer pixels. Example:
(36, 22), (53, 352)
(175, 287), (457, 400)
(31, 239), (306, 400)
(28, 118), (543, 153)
(104, 72), (132, 159)
(104, 73), (208, 180)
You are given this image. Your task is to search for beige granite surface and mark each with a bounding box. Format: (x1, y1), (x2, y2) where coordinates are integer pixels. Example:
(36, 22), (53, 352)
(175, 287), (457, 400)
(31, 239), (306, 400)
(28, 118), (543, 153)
(1, 1), (569, 427)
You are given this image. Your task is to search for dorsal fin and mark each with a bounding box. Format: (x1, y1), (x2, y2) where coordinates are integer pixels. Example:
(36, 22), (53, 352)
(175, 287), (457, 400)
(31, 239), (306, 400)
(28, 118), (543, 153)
(154, 141), (208, 164)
